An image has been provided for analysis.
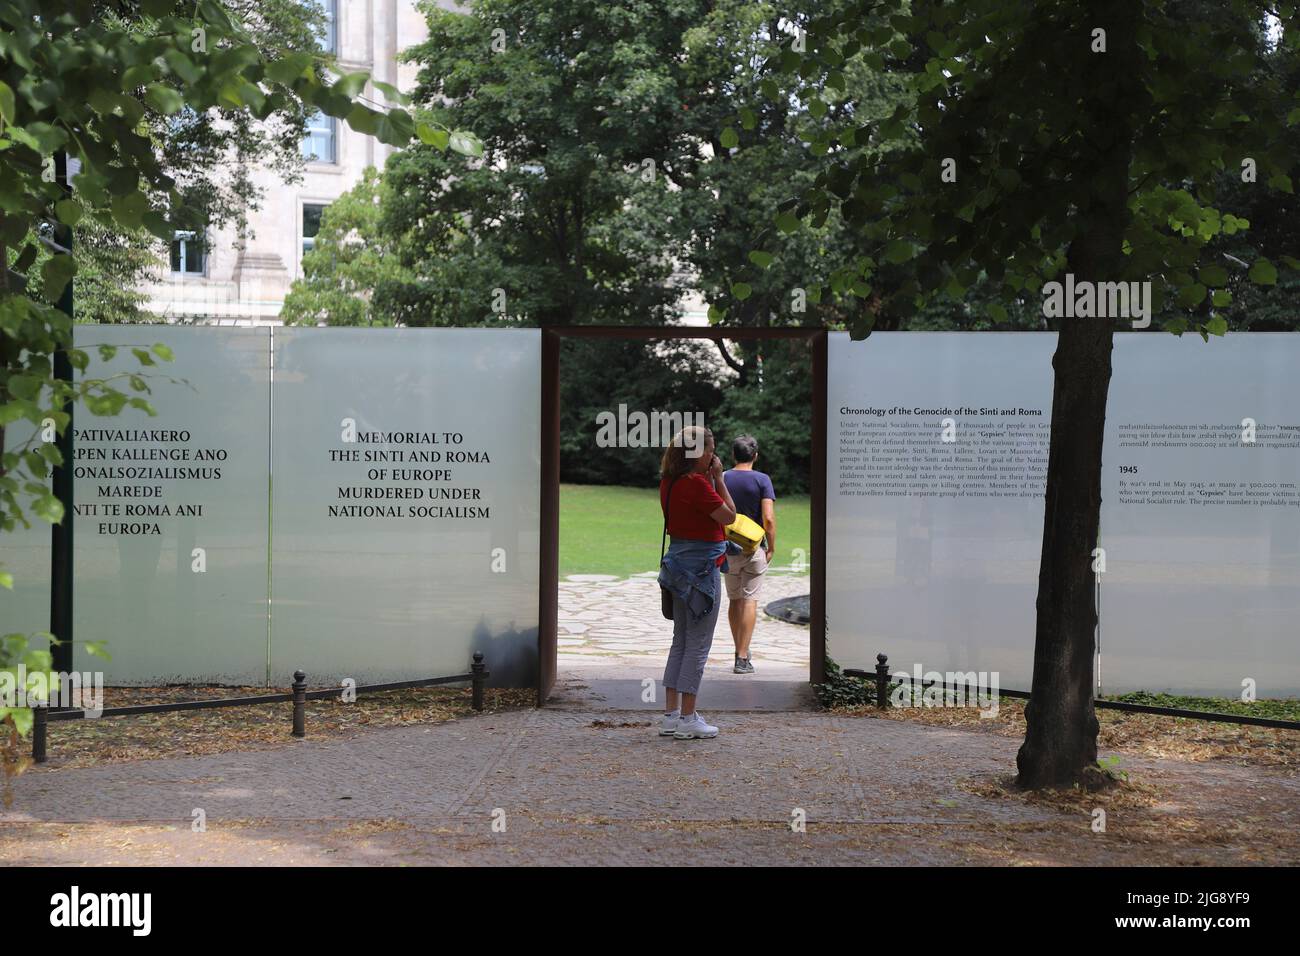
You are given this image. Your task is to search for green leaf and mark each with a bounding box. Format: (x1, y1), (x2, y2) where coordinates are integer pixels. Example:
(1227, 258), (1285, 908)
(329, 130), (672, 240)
(416, 124), (450, 150)
(1210, 289), (1232, 308)
(265, 53), (316, 85)
(1267, 174), (1294, 194)
(198, 0), (235, 30)
(988, 302), (1008, 324)
(371, 81), (411, 106)
(40, 255), (77, 301)
(333, 72), (372, 99)
(8, 709), (33, 736)
(7, 373), (40, 400)
(1198, 264), (1228, 287)
(32, 493), (64, 525)
(144, 84), (185, 115)
(374, 108), (415, 146)
(448, 131), (484, 157)
(1204, 316), (1228, 337)
(121, 64), (155, 90)
(738, 108), (756, 131)
(345, 104), (380, 136)
(719, 127), (739, 149)
(731, 282), (752, 301)
(163, 49), (201, 86)
(54, 199), (82, 227)
(706, 304), (726, 323)
(775, 211), (800, 234)
(152, 343), (174, 362)
(1176, 283), (1207, 308)
(888, 39), (912, 59)
(0, 571), (12, 590)
(110, 192), (149, 229)
(747, 251), (774, 269)
(882, 239), (912, 263)
(0, 81), (14, 124)
(1248, 257), (1278, 286)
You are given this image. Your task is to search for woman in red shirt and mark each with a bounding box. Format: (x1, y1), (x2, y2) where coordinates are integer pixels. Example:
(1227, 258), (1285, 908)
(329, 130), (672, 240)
(657, 426), (737, 739)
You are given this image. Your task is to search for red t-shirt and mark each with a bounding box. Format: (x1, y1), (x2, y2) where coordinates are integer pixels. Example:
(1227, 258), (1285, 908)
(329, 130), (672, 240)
(661, 474), (726, 564)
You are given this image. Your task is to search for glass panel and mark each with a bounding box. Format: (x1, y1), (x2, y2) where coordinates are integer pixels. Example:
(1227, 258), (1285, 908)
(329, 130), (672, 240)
(302, 204), (325, 239)
(0, 327), (273, 683)
(316, 0), (337, 53)
(302, 204), (326, 257)
(1099, 333), (1300, 696)
(301, 111), (335, 163)
(827, 332), (1056, 691)
(270, 328), (541, 685)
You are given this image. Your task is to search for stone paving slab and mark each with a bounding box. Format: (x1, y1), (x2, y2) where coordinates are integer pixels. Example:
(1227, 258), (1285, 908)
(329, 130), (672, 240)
(557, 573), (811, 675)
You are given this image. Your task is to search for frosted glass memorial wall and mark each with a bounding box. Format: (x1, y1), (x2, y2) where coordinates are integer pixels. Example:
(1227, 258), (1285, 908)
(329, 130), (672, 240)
(1, 326), (542, 687)
(0, 326), (272, 684)
(269, 328), (541, 685)
(827, 331), (1300, 696)
(1098, 334), (1300, 696)
(827, 333), (1056, 691)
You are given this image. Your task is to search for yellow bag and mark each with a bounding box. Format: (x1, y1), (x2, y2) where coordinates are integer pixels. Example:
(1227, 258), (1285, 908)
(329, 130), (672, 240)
(725, 513), (765, 553)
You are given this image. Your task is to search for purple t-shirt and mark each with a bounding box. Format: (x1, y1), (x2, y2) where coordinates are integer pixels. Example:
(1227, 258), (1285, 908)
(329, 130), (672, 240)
(723, 468), (776, 527)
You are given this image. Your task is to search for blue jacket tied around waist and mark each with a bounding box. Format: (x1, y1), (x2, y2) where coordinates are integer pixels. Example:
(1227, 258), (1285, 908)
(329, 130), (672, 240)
(659, 538), (728, 622)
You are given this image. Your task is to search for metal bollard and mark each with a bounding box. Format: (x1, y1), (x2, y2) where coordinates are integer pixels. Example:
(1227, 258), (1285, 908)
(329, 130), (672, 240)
(471, 653), (488, 711)
(32, 705), (48, 763)
(875, 653), (890, 710)
(292, 670), (307, 738)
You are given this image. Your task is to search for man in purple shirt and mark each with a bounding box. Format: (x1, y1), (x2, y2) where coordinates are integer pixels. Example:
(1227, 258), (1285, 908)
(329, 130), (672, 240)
(722, 435), (776, 674)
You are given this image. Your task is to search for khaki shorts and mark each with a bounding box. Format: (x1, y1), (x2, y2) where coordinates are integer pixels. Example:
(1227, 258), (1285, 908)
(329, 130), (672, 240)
(724, 547), (769, 601)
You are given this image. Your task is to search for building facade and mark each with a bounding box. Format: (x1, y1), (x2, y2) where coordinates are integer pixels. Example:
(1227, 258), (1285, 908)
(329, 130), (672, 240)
(142, 0), (437, 324)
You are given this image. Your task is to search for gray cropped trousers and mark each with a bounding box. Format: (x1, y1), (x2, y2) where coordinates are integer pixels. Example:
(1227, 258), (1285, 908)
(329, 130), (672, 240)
(662, 562), (722, 697)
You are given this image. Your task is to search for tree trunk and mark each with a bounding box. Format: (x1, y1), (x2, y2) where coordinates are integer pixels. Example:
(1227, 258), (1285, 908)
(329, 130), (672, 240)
(1015, 308), (1112, 788)
(1015, 0), (1140, 789)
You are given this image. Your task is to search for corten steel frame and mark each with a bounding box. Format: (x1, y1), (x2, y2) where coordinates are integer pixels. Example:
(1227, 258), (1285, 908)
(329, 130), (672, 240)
(537, 326), (828, 705)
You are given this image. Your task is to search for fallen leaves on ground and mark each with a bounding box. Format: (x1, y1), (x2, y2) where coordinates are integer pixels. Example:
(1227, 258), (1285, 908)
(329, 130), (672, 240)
(35, 685), (535, 770)
(835, 697), (1299, 774)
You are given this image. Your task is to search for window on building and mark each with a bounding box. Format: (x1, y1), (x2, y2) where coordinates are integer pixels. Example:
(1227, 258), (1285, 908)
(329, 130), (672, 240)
(316, 0), (337, 54)
(170, 231), (206, 275)
(301, 110), (337, 163)
(302, 204), (327, 258)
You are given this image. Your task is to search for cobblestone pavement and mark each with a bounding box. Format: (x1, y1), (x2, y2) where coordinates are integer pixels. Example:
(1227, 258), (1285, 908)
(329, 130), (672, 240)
(3, 704), (1297, 865)
(558, 570), (811, 681)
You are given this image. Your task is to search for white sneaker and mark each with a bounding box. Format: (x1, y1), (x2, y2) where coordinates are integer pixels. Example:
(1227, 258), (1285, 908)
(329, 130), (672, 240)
(673, 712), (719, 739)
(658, 711), (681, 736)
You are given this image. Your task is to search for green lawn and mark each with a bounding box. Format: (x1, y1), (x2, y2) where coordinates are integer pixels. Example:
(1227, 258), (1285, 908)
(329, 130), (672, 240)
(559, 483), (810, 579)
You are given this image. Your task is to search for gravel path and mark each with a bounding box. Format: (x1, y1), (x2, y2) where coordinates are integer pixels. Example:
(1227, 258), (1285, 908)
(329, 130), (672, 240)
(3, 700), (1295, 865)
